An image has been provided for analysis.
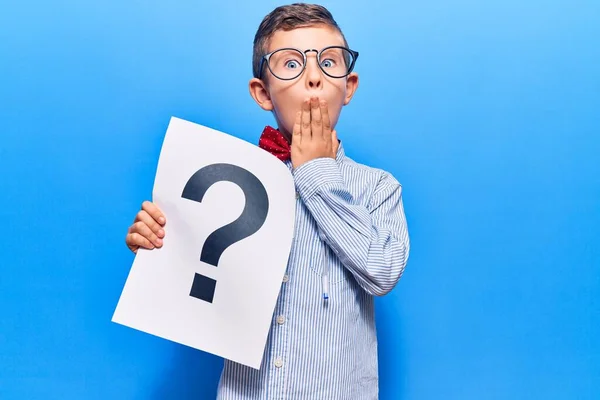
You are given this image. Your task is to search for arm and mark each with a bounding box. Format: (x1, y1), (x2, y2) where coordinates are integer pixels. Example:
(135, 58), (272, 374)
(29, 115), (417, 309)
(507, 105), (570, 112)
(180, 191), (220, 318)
(293, 158), (410, 296)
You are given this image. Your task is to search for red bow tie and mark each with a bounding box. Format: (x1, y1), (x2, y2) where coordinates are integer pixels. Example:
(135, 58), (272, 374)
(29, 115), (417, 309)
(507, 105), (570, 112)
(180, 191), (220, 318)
(258, 126), (291, 161)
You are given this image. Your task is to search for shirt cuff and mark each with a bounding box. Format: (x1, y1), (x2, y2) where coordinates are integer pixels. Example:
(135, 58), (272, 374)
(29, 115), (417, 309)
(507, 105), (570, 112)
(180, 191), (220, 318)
(293, 157), (343, 201)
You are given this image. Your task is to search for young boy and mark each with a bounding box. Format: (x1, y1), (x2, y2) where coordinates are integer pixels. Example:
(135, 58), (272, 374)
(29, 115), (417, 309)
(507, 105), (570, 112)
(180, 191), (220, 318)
(124, 3), (409, 399)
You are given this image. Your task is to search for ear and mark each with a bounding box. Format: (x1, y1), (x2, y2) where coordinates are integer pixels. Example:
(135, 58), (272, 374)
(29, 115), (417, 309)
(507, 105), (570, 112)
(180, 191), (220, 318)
(249, 78), (273, 111)
(342, 72), (359, 106)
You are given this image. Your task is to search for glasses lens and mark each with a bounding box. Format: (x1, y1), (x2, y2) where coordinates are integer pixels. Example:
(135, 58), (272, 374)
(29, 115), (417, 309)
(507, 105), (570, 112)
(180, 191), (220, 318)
(319, 47), (355, 78)
(268, 49), (305, 80)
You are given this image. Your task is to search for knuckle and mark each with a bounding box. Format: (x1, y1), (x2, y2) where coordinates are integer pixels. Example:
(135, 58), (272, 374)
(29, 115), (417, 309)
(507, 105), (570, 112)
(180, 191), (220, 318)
(129, 232), (140, 243)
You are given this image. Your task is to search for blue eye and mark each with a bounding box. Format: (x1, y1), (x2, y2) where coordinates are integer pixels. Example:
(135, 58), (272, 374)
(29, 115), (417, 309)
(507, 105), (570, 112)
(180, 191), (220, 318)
(285, 60), (301, 69)
(321, 59), (336, 68)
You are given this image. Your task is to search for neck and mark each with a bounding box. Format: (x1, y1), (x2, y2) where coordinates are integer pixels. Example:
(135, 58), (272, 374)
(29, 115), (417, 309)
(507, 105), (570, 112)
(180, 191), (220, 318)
(276, 127), (293, 144)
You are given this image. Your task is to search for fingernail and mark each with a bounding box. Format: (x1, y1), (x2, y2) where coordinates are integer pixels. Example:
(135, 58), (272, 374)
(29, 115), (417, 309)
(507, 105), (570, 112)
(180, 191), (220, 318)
(156, 238), (163, 245)
(158, 229), (165, 237)
(158, 217), (165, 224)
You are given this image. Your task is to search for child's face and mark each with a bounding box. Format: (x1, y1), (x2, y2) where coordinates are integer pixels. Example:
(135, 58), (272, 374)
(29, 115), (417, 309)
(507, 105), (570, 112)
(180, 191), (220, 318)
(249, 24), (359, 139)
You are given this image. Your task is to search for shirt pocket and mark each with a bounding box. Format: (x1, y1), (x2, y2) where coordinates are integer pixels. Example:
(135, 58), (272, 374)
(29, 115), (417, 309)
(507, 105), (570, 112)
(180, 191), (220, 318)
(308, 238), (349, 285)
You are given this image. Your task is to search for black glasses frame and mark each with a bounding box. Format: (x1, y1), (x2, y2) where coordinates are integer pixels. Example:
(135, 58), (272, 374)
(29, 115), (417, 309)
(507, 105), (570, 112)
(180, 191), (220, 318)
(258, 46), (359, 80)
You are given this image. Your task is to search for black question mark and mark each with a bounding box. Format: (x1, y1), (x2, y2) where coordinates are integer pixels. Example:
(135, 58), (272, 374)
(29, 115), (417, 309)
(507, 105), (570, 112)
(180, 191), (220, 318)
(181, 163), (269, 303)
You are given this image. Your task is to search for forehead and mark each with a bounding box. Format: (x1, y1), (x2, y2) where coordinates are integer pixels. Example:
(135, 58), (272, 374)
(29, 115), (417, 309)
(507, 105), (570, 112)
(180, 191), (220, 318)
(266, 24), (346, 53)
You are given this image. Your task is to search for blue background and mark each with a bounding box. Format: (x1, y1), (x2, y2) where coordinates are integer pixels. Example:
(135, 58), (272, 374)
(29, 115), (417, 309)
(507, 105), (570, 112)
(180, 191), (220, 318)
(1, 0), (599, 399)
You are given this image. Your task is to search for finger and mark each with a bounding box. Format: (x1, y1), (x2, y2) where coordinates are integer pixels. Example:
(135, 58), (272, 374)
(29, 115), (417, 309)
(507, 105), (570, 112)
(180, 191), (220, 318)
(141, 201), (166, 225)
(332, 129), (339, 156)
(135, 210), (165, 238)
(310, 96), (323, 139)
(301, 99), (311, 139)
(292, 111), (302, 145)
(320, 99), (332, 137)
(130, 220), (163, 247)
(127, 232), (155, 251)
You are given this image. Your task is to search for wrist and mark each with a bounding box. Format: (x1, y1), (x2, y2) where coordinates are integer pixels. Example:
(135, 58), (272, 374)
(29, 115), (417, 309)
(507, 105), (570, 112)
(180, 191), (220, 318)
(293, 157), (343, 201)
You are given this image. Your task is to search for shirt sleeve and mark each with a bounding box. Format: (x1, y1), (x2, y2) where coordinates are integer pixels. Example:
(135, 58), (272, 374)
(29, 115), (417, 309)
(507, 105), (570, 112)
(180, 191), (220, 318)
(293, 157), (410, 296)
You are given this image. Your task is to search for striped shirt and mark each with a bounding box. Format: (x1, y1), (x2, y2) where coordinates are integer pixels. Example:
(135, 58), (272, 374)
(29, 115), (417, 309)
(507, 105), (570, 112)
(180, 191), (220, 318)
(216, 142), (410, 399)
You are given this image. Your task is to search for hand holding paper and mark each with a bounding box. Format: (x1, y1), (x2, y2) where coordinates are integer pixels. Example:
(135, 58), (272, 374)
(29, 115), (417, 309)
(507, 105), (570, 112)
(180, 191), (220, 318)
(125, 201), (166, 253)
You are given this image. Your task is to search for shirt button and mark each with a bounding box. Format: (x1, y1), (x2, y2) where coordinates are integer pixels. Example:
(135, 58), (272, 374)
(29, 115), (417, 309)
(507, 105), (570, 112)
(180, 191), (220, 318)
(282, 274), (289, 283)
(295, 191), (300, 200)
(276, 315), (286, 325)
(274, 358), (283, 368)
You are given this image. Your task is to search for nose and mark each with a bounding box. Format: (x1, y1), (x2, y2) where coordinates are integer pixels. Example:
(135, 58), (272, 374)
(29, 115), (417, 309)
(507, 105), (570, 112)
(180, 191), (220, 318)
(304, 52), (322, 90)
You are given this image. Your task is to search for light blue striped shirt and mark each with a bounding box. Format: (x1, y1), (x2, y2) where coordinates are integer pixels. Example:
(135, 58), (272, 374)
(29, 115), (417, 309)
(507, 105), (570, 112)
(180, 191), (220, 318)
(217, 142), (410, 399)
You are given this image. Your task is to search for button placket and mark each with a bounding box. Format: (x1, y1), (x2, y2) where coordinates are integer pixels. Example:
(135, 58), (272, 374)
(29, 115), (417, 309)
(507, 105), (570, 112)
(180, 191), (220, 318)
(270, 191), (299, 397)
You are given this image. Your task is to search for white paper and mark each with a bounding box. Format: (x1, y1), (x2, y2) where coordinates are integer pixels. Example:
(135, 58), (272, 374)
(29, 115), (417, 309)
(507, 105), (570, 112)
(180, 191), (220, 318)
(112, 117), (295, 369)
